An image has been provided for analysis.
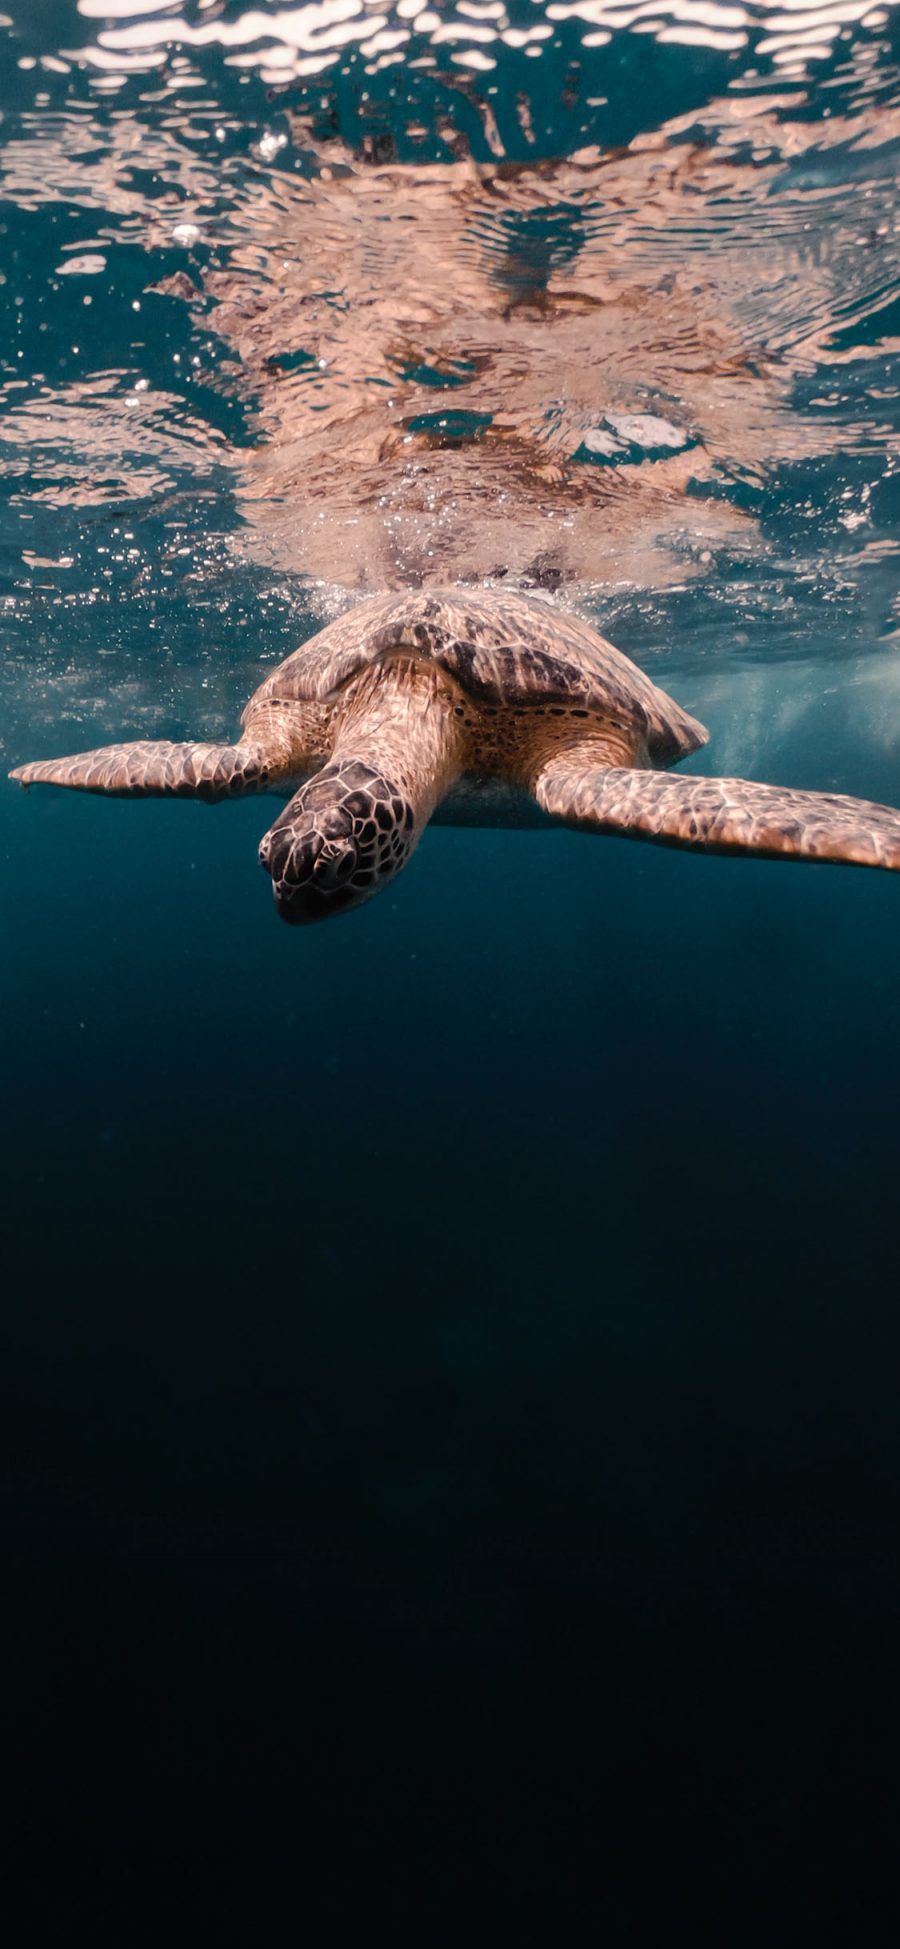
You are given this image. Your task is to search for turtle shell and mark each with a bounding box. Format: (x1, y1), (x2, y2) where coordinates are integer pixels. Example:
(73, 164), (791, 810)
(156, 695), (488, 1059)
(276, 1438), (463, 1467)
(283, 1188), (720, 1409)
(249, 588), (706, 765)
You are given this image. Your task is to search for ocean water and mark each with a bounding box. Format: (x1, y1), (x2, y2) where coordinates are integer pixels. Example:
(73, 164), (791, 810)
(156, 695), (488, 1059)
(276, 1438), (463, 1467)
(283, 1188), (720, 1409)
(3, 1), (900, 1937)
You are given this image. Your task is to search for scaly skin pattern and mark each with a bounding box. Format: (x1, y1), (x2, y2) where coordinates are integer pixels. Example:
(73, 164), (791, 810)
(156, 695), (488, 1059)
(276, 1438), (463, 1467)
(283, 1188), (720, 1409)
(534, 756), (900, 869)
(258, 658), (465, 922)
(259, 758), (420, 921)
(9, 589), (900, 922)
(9, 739), (272, 799)
(10, 700), (318, 800)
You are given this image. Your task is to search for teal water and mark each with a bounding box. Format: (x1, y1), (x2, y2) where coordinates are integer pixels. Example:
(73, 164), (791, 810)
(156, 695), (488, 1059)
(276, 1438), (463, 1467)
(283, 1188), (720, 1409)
(3, 2), (900, 1938)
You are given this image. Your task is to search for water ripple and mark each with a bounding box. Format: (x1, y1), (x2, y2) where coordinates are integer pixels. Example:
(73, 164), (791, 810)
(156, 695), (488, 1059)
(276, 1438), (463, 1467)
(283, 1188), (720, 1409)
(1, 0), (898, 655)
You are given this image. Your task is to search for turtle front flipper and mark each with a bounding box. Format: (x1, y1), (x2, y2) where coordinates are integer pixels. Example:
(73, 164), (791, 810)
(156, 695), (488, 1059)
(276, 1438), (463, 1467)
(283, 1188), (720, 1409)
(534, 754), (900, 871)
(10, 738), (274, 800)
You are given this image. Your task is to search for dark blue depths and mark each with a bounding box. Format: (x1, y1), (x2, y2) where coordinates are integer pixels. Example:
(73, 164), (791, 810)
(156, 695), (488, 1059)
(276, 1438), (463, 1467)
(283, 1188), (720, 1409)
(5, 769), (900, 1938)
(3, 3), (900, 1940)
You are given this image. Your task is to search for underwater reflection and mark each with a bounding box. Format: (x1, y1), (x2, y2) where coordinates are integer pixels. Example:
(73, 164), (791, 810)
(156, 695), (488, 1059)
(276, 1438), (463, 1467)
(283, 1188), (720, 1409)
(205, 88), (900, 592)
(1, 33), (899, 607)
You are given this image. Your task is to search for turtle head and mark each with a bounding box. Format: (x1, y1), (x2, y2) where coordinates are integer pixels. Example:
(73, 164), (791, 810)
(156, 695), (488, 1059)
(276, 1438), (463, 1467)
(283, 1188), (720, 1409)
(259, 760), (416, 924)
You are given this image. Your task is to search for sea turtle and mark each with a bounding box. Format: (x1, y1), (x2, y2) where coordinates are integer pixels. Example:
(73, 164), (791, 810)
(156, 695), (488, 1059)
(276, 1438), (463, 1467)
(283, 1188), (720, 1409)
(10, 587), (900, 922)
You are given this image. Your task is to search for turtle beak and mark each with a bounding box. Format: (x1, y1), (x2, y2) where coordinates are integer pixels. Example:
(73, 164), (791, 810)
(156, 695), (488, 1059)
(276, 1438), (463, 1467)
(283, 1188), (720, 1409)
(259, 815), (361, 924)
(312, 837), (358, 888)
